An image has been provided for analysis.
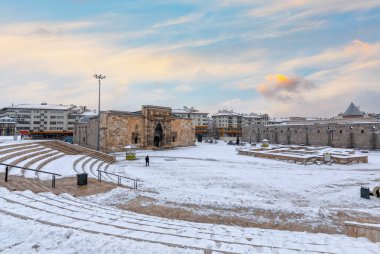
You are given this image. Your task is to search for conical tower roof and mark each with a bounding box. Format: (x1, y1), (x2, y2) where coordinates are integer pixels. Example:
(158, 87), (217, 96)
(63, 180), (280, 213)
(343, 102), (363, 116)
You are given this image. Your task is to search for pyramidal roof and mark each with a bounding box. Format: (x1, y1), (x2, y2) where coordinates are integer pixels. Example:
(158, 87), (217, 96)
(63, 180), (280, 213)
(343, 102), (363, 116)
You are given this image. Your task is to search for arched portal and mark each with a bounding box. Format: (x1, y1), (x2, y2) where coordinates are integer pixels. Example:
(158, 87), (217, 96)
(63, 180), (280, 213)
(154, 122), (163, 147)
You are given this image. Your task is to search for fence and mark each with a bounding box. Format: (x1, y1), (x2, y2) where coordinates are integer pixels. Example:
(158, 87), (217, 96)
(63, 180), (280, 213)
(97, 170), (138, 189)
(1, 163), (61, 188)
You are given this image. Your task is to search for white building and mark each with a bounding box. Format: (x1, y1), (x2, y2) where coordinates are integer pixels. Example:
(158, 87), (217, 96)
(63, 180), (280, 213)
(242, 113), (269, 127)
(0, 103), (92, 132)
(172, 106), (209, 127)
(211, 110), (242, 137)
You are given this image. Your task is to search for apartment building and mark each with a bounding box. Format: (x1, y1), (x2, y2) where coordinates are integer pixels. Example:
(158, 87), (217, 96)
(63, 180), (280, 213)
(242, 113), (269, 127)
(212, 110), (242, 138)
(0, 103), (91, 138)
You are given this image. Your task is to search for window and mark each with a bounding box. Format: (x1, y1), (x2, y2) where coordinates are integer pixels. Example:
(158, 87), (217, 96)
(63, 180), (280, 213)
(361, 130), (364, 134)
(339, 130), (342, 134)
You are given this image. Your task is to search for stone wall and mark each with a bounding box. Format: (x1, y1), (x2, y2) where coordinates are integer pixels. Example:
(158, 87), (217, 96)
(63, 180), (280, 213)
(171, 118), (195, 147)
(345, 222), (380, 242)
(74, 107), (195, 152)
(242, 122), (380, 149)
(74, 116), (99, 151)
(102, 114), (144, 152)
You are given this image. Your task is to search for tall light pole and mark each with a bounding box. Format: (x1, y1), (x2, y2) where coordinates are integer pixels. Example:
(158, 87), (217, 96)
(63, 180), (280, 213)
(93, 74), (106, 151)
(13, 110), (18, 141)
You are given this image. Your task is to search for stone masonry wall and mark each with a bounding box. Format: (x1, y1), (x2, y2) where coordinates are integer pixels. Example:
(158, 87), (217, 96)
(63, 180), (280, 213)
(171, 118), (195, 147)
(74, 110), (195, 152)
(242, 122), (380, 149)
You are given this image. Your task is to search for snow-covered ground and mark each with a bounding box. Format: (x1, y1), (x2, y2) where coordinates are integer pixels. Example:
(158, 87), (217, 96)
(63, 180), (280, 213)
(104, 142), (380, 226)
(1, 139), (380, 251)
(1, 187), (379, 253)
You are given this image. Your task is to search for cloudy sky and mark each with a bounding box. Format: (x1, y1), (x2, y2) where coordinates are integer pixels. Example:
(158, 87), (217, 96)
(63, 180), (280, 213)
(1, 1), (379, 117)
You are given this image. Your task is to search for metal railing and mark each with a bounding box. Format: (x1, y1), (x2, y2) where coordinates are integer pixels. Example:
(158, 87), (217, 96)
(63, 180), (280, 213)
(1, 163), (61, 188)
(97, 170), (138, 189)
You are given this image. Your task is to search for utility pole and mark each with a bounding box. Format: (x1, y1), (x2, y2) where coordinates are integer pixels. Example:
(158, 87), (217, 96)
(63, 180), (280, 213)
(93, 74), (106, 151)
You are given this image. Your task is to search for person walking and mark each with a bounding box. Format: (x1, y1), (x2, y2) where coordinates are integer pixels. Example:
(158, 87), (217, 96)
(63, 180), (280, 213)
(145, 155), (150, 166)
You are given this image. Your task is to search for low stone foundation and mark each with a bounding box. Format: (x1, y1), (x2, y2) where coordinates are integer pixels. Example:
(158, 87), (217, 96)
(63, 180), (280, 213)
(238, 146), (368, 165)
(345, 222), (380, 242)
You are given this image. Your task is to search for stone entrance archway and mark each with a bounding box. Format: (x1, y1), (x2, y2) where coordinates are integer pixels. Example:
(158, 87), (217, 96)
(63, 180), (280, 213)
(154, 122), (163, 147)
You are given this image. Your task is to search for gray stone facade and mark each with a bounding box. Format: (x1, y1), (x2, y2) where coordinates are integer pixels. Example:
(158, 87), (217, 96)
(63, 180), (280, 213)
(242, 122), (380, 150)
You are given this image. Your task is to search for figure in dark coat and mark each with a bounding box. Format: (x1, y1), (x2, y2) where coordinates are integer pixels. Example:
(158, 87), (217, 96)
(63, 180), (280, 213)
(145, 155), (149, 166)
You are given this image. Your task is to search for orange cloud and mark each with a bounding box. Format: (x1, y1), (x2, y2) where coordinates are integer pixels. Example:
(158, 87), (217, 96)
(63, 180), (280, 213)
(257, 73), (314, 100)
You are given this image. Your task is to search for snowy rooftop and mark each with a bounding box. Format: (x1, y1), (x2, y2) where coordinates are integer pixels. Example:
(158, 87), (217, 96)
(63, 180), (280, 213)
(212, 111), (242, 117)
(3, 103), (74, 110)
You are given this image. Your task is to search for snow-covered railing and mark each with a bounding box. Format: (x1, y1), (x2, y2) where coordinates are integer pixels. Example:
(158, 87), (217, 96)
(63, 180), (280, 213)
(1, 163), (61, 188)
(97, 170), (138, 189)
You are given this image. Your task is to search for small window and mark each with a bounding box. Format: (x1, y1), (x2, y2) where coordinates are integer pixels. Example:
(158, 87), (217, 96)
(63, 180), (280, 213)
(361, 130), (364, 134)
(295, 130), (298, 133)
(281, 130), (283, 133)
(317, 129), (320, 133)
(339, 130), (342, 134)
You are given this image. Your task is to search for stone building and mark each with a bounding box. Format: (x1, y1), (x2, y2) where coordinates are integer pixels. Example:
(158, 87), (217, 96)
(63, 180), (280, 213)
(74, 105), (194, 152)
(242, 103), (380, 150)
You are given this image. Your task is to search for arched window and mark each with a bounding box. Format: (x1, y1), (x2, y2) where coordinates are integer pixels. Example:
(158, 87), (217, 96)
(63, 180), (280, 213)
(361, 130), (364, 134)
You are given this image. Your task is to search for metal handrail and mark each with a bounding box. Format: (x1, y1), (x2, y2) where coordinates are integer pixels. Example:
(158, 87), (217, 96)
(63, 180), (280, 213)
(1, 162), (61, 188)
(97, 170), (138, 189)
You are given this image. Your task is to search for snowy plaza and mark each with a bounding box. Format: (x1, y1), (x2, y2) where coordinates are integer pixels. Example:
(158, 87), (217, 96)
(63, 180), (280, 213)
(0, 139), (380, 253)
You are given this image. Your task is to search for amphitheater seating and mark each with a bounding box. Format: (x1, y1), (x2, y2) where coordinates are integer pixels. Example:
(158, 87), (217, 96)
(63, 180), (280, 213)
(0, 142), (37, 151)
(35, 154), (65, 175)
(22, 152), (61, 173)
(0, 144), (40, 155)
(39, 141), (116, 164)
(0, 147), (46, 163)
(0, 188), (378, 253)
(0, 141), (117, 185)
(8, 149), (54, 169)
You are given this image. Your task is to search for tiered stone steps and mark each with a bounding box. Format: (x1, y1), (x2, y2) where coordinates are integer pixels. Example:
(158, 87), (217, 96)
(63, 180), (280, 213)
(0, 189), (378, 253)
(0, 142), (37, 151)
(40, 140), (116, 163)
(22, 152), (60, 176)
(0, 144), (40, 156)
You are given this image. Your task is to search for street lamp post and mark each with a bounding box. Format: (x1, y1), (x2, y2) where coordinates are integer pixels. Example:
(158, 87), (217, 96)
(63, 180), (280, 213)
(13, 110), (18, 141)
(93, 74), (106, 151)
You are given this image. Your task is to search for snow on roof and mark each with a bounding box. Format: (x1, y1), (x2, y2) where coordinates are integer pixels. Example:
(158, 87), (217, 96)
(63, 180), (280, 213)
(242, 114), (267, 119)
(3, 103), (73, 110)
(80, 111), (97, 116)
(212, 111), (242, 117)
(172, 109), (207, 114)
